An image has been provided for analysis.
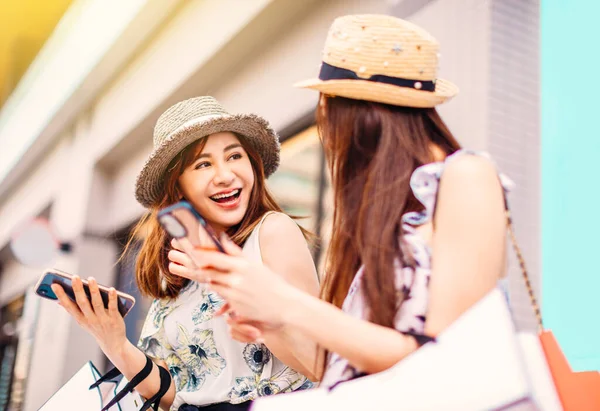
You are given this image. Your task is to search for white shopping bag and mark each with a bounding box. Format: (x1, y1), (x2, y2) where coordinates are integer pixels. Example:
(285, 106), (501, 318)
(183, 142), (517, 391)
(252, 289), (562, 411)
(106, 375), (145, 411)
(39, 361), (143, 411)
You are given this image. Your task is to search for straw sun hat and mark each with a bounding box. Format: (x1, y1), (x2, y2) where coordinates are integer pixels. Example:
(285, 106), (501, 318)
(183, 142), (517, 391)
(295, 14), (458, 108)
(135, 96), (280, 208)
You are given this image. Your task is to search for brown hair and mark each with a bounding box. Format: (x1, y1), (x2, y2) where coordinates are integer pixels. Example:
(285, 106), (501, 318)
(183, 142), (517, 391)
(124, 134), (292, 300)
(318, 95), (461, 340)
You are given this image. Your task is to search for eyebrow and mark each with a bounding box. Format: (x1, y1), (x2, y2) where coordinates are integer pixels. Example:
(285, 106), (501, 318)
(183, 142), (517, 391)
(195, 143), (243, 160)
(224, 143), (242, 152)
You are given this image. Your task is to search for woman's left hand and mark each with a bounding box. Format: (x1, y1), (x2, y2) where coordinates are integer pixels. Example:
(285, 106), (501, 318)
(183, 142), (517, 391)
(181, 235), (301, 328)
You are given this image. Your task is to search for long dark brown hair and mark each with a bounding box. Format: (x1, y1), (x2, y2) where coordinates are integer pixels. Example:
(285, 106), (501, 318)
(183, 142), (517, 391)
(318, 95), (461, 330)
(124, 133), (293, 300)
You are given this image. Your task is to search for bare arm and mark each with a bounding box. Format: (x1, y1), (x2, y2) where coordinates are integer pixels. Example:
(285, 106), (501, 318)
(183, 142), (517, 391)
(281, 155), (508, 373)
(256, 213), (320, 380)
(192, 243), (418, 375)
(282, 290), (418, 374)
(190, 155), (508, 376)
(424, 155), (507, 336)
(105, 342), (176, 410)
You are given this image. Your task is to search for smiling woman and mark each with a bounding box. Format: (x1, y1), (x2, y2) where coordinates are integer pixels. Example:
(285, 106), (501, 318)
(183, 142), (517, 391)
(52, 96), (319, 411)
(177, 134), (257, 234)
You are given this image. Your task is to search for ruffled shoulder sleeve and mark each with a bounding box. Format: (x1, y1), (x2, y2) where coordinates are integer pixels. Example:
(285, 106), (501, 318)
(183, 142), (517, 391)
(402, 149), (515, 226)
(137, 298), (175, 361)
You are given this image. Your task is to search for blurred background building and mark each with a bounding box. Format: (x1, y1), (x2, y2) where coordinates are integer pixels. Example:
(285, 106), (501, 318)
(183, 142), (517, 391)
(0, 0), (583, 409)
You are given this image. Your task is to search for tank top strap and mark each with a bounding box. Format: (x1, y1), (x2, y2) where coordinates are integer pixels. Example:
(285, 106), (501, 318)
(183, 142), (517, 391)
(242, 211), (279, 264)
(257, 211), (277, 228)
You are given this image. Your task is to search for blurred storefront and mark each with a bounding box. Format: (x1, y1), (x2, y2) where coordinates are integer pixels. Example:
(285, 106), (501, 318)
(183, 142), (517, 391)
(0, 0), (540, 409)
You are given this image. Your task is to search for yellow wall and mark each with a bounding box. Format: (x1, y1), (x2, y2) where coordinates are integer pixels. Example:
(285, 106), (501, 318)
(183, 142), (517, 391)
(0, 0), (73, 105)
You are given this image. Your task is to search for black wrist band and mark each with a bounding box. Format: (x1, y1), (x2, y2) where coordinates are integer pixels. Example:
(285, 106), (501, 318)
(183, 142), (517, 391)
(400, 330), (436, 347)
(93, 354), (155, 411)
(89, 366), (122, 389)
(139, 365), (172, 411)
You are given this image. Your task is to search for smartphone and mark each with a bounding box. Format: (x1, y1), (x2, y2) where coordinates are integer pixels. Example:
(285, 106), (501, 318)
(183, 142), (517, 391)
(157, 201), (225, 256)
(34, 268), (136, 317)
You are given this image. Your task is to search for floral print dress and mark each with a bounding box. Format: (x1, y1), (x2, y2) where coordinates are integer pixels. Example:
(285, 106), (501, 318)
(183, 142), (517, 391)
(138, 212), (312, 410)
(321, 150), (514, 387)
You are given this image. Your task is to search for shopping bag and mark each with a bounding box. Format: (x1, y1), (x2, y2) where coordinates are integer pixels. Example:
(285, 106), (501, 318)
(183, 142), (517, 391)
(538, 331), (600, 410)
(38, 361), (143, 411)
(252, 288), (562, 411)
(507, 218), (600, 410)
(103, 373), (145, 411)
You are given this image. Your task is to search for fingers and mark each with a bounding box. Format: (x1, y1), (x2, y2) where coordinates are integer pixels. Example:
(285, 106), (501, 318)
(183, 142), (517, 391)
(208, 272), (243, 289)
(215, 302), (231, 317)
(168, 261), (191, 277)
(88, 278), (108, 319)
(227, 317), (261, 334)
(171, 238), (183, 251)
(168, 262), (198, 281)
(230, 327), (262, 344)
(169, 261), (217, 284)
(72, 276), (95, 319)
(227, 311), (253, 324)
(205, 282), (233, 300)
(191, 249), (241, 272)
(228, 321), (263, 343)
(229, 323), (262, 344)
(107, 288), (120, 318)
(168, 249), (194, 268)
(220, 233), (243, 256)
(51, 284), (86, 325)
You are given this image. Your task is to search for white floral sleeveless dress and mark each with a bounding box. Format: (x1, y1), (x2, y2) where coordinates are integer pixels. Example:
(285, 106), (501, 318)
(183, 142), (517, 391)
(321, 150), (514, 387)
(138, 212), (312, 410)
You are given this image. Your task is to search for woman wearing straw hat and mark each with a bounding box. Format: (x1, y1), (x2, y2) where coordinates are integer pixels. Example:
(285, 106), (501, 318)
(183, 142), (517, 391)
(51, 96), (319, 410)
(181, 14), (514, 387)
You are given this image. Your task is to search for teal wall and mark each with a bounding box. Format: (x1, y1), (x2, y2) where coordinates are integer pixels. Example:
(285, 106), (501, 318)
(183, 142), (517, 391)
(542, 0), (600, 371)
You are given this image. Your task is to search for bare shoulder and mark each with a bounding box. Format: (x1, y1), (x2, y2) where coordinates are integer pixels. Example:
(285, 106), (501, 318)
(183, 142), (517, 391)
(259, 212), (318, 293)
(441, 154), (500, 187)
(436, 153), (506, 226)
(425, 154), (508, 336)
(438, 154), (504, 203)
(259, 212), (307, 251)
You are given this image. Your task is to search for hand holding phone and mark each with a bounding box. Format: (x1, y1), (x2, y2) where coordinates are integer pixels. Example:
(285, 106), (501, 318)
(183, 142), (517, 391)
(34, 269), (136, 317)
(158, 201), (224, 268)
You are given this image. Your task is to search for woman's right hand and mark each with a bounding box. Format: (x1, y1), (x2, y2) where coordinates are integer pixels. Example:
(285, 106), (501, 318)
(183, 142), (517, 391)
(51, 276), (127, 356)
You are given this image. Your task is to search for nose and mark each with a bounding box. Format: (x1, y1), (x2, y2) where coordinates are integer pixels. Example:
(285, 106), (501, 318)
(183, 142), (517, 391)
(213, 164), (235, 186)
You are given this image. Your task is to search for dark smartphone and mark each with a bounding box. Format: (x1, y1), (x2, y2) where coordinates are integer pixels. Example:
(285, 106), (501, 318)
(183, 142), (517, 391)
(157, 201), (225, 254)
(34, 269), (136, 317)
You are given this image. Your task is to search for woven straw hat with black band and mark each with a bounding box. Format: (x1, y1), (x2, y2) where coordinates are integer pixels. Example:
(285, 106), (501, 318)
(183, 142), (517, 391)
(295, 14), (458, 108)
(135, 96), (280, 208)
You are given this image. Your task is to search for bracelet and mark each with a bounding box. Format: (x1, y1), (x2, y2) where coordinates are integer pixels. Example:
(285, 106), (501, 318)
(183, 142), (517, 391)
(140, 365), (172, 411)
(400, 330), (436, 347)
(90, 354), (170, 411)
(97, 355), (153, 411)
(90, 355), (153, 391)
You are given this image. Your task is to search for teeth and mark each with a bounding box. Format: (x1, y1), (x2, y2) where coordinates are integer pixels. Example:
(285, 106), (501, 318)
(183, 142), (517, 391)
(211, 189), (239, 200)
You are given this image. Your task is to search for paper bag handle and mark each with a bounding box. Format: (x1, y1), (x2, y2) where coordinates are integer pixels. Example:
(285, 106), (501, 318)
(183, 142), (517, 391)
(506, 206), (544, 333)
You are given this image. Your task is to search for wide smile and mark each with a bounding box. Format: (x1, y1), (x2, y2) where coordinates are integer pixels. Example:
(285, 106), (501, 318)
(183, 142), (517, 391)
(209, 188), (242, 209)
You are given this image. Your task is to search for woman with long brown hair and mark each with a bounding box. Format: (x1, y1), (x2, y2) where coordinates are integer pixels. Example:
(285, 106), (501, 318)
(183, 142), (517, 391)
(182, 15), (512, 387)
(51, 96), (319, 411)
